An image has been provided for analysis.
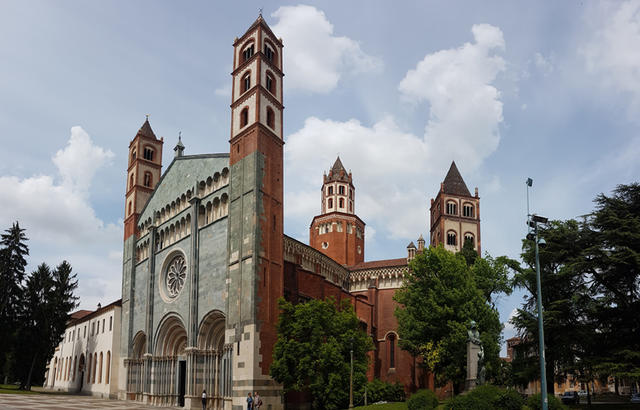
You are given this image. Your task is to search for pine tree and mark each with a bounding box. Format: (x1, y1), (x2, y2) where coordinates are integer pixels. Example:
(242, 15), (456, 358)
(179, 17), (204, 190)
(0, 222), (29, 382)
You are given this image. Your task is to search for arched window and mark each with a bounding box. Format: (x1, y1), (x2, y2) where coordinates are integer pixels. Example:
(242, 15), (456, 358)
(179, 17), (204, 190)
(388, 334), (396, 369)
(328, 198), (333, 208)
(86, 353), (91, 384)
(266, 72), (275, 93)
(264, 43), (275, 62)
(98, 352), (103, 383)
(128, 202), (133, 216)
(144, 172), (152, 187)
(72, 356), (77, 381)
(242, 72), (251, 93)
(266, 107), (275, 129)
(105, 351), (111, 384)
(446, 201), (457, 215)
(143, 147), (154, 161)
(242, 43), (254, 62)
(447, 231), (457, 246)
(339, 198), (344, 208)
(349, 202), (352, 212)
(328, 186), (333, 195)
(92, 352), (97, 383)
(240, 107), (249, 128)
(464, 233), (474, 246)
(339, 185), (345, 195)
(463, 203), (474, 218)
(129, 174), (134, 189)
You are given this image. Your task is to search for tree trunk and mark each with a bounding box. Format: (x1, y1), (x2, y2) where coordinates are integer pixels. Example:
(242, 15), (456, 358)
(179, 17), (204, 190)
(24, 352), (37, 391)
(615, 377), (619, 395)
(586, 380), (591, 405)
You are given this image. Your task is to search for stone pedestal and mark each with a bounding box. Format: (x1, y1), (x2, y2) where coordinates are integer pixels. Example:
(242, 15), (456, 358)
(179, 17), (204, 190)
(466, 341), (481, 391)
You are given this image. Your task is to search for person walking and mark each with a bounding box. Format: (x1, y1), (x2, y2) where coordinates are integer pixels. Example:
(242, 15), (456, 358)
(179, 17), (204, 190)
(201, 389), (207, 410)
(253, 391), (263, 409)
(246, 392), (253, 410)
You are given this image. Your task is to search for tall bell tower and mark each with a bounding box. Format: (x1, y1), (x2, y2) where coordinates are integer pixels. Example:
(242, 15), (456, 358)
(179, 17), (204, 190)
(430, 161), (481, 254)
(310, 157), (365, 266)
(124, 118), (163, 240)
(225, 15), (285, 409)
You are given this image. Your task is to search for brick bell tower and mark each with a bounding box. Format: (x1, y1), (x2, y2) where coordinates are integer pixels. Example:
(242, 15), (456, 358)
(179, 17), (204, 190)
(430, 161), (481, 254)
(310, 157), (365, 266)
(225, 15), (284, 408)
(124, 117), (163, 240)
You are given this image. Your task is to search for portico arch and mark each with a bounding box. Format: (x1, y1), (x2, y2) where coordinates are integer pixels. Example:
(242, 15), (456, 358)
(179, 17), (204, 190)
(154, 314), (187, 357)
(197, 310), (225, 350)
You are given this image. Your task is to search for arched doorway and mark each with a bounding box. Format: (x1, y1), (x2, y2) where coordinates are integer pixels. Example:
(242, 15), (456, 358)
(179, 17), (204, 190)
(78, 354), (85, 392)
(153, 314), (188, 407)
(126, 331), (146, 401)
(196, 310), (233, 409)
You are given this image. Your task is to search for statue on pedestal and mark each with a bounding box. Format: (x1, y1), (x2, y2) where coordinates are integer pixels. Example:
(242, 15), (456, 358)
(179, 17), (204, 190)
(466, 321), (485, 391)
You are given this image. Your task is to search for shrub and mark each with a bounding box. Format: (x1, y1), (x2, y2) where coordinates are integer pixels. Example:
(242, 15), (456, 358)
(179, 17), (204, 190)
(445, 393), (492, 410)
(443, 385), (524, 410)
(363, 379), (405, 403)
(494, 389), (525, 410)
(526, 393), (567, 410)
(407, 389), (439, 410)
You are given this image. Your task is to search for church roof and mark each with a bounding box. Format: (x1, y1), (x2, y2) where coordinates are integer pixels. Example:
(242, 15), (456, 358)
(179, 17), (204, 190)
(349, 257), (408, 271)
(442, 161), (471, 197)
(70, 310), (92, 320)
(137, 118), (157, 139)
(327, 156), (349, 182)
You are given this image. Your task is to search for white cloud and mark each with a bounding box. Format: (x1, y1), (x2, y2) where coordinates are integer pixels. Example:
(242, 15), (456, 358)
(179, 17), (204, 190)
(503, 307), (518, 332)
(214, 83), (231, 98)
(581, 0), (640, 114)
(271, 5), (382, 94)
(533, 52), (554, 76)
(0, 127), (121, 310)
(285, 24), (507, 242)
(52, 126), (114, 195)
(398, 23), (505, 171)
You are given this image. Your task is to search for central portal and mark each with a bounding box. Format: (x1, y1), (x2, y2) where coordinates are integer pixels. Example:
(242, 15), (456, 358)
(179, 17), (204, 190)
(178, 360), (186, 407)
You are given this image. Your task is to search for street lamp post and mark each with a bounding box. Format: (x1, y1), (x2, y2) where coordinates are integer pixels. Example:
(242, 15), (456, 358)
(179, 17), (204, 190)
(526, 178), (549, 410)
(349, 338), (354, 409)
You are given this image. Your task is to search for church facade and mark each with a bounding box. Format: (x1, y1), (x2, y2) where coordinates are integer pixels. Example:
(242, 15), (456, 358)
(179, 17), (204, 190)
(116, 17), (481, 410)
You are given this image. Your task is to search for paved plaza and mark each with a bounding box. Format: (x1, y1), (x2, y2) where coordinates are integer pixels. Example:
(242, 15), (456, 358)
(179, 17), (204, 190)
(0, 394), (182, 410)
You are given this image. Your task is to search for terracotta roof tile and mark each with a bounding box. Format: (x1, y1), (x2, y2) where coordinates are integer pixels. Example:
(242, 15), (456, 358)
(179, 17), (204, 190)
(349, 257), (407, 271)
(442, 161), (471, 197)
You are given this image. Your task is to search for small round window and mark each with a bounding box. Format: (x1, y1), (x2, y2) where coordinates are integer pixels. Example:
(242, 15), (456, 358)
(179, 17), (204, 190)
(165, 254), (187, 298)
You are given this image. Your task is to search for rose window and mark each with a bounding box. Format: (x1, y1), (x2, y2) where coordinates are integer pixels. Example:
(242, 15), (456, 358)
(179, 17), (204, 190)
(165, 255), (187, 298)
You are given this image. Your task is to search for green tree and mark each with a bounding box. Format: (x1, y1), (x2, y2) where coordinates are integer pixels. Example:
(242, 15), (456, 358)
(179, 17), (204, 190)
(14, 261), (78, 389)
(511, 219), (591, 396)
(270, 297), (373, 410)
(394, 246), (506, 392)
(0, 222), (29, 382)
(582, 183), (640, 384)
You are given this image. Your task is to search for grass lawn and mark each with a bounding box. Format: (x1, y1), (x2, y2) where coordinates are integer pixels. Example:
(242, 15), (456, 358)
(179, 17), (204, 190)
(568, 405), (640, 409)
(0, 384), (40, 394)
(352, 403), (407, 410)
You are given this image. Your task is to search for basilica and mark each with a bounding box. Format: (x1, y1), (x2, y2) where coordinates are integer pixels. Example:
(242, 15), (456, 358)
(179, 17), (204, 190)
(44, 16), (481, 410)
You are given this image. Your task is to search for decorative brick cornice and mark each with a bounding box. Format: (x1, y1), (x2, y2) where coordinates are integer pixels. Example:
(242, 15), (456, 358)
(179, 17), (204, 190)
(283, 235), (349, 288)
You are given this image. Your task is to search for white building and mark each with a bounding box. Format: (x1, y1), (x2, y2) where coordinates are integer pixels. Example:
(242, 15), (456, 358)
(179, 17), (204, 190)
(44, 300), (121, 398)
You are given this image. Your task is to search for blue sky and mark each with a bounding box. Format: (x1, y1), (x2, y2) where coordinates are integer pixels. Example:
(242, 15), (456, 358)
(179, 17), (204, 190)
(1, 1), (639, 354)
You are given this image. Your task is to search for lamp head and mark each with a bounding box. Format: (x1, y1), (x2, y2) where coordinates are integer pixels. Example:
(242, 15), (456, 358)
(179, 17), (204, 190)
(526, 178), (533, 187)
(538, 238), (547, 248)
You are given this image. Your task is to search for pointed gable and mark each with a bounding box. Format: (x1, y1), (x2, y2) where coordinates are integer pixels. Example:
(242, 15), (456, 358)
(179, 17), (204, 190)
(442, 161), (471, 197)
(137, 118), (157, 139)
(328, 156), (349, 182)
